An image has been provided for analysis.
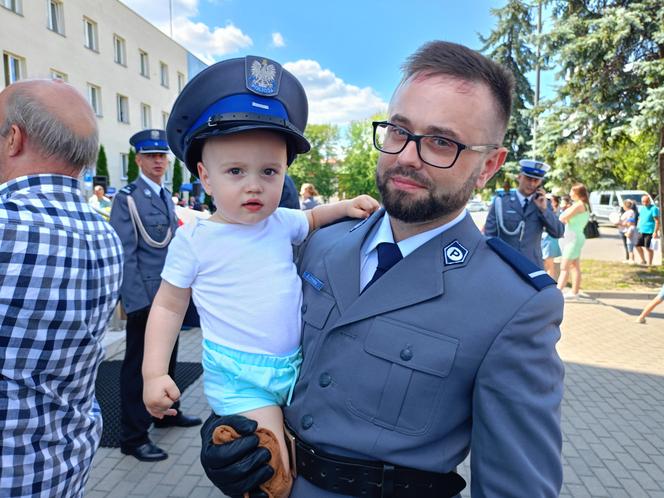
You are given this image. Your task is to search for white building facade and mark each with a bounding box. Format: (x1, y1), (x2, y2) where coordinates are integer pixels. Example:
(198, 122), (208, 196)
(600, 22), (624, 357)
(1, 0), (205, 189)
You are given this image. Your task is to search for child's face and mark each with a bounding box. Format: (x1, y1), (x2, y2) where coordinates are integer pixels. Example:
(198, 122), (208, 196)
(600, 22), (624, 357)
(198, 130), (288, 225)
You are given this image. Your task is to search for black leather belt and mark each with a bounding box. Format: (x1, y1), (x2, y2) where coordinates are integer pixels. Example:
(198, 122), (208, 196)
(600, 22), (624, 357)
(293, 435), (466, 498)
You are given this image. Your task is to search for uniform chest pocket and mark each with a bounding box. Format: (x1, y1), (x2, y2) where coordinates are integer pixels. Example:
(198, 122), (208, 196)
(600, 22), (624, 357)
(302, 291), (335, 330)
(346, 317), (458, 435)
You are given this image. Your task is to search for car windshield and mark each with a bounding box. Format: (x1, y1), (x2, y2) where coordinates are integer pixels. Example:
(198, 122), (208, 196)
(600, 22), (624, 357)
(622, 194), (645, 205)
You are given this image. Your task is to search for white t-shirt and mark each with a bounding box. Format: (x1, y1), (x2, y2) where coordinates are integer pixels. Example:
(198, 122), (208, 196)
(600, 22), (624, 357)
(162, 208), (309, 356)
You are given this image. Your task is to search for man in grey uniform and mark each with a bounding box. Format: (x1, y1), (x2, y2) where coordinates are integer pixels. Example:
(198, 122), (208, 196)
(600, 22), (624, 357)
(110, 129), (201, 462)
(199, 41), (564, 498)
(484, 160), (564, 267)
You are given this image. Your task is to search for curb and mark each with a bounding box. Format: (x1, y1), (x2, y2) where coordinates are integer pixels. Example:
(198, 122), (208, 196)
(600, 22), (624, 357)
(585, 290), (658, 300)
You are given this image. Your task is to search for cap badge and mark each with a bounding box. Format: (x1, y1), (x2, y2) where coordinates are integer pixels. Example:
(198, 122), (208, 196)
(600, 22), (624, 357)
(150, 130), (160, 139)
(443, 240), (468, 266)
(246, 57), (280, 96)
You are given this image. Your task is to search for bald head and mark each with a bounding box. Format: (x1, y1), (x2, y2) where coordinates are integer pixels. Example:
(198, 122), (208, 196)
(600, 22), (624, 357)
(0, 79), (99, 182)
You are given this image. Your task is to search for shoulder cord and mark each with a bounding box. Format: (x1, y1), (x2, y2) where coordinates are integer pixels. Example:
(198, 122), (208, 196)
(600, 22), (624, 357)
(126, 195), (172, 248)
(494, 195), (525, 241)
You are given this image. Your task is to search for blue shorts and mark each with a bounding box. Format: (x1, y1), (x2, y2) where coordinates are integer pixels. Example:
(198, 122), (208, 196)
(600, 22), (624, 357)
(202, 339), (302, 416)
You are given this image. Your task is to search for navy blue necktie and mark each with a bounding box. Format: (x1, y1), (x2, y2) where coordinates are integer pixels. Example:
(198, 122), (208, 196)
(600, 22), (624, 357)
(365, 242), (403, 290)
(523, 198), (529, 213)
(160, 188), (171, 219)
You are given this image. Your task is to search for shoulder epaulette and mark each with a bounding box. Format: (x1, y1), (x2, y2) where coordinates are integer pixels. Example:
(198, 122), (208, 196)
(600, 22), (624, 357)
(486, 237), (556, 291)
(119, 184), (137, 195)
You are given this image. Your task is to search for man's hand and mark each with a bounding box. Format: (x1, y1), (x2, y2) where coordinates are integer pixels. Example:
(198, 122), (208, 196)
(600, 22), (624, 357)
(200, 413), (274, 498)
(143, 375), (180, 418)
(345, 194), (380, 219)
(533, 189), (548, 211)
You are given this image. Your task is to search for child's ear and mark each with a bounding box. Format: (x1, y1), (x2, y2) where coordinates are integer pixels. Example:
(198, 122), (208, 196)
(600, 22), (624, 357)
(197, 162), (212, 194)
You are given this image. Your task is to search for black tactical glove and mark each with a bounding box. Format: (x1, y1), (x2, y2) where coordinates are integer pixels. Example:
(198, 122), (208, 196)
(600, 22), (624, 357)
(200, 412), (274, 498)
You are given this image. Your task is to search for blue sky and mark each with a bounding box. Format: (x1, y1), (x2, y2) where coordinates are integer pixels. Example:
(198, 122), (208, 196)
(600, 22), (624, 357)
(121, 0), (553, 125)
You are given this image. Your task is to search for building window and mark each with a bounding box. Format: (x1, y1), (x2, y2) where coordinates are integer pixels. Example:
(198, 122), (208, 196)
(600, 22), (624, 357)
(120, 153), (129, 179)
(50, 69), (67, 81)
(3, 52), (25, 86)
(162, 111), (169, 129)
(47, 0), (65, 34)
(139, 50), (149, 78)
(1, 0), (22, 15)
(83, 17), (98, 51)
(117, 94), (129, 123)
(113, 35), (126, 66)
(87, 84), (102, 116)
(177, 72), (185, 93)
(140, 103), (151, 129)
(160, 62), (169, 87)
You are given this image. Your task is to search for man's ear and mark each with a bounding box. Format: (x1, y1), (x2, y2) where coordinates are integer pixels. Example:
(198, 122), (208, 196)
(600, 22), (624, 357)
(5, 124), (25, 157)
(476, 147), (507, 189)
(197, 162), (212, 194)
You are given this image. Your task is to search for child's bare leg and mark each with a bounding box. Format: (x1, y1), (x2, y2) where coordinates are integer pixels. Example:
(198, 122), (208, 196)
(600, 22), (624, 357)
(240, 405), (290, 474)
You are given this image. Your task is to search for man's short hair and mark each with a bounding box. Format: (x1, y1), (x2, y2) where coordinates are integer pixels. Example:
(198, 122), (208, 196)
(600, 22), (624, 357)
(0, 85), (98, 171)
(402, 41), (515, 134)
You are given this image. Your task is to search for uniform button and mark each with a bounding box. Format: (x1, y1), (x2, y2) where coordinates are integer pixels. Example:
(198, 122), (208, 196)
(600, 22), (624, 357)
(301, 304), (308, 314)
(319, 373), (331, 387)
(400, 348), (413, 361)
(301, 415), (313, 430)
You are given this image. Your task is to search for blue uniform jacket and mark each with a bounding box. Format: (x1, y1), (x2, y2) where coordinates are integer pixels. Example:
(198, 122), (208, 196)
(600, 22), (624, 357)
(109, 176), (178, 314)
(285, 210), (564, 498)
(484, 194), (564, 267)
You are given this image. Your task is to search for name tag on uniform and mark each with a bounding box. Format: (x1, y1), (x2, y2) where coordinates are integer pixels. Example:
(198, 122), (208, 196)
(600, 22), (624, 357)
(302, 271), (324, 291)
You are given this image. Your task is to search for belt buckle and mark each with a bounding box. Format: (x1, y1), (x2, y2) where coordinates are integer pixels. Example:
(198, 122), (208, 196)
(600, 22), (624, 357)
(283, 424), (297, 478)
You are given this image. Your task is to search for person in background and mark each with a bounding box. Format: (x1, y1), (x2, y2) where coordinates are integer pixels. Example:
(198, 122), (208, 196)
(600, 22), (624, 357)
(635, 195), (660, 266)
(557, 183), (591, 300)
(618, 199), (638, 264)
(0, 79), (123, 497)
(89, 184), (111, 209)
(300, 182), (320, 210)
(542, 194), (562, 279)
(636, 284), (664, 324)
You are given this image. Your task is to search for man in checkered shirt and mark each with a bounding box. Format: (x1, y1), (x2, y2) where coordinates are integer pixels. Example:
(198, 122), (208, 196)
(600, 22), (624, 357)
(0, 80), (123, 497)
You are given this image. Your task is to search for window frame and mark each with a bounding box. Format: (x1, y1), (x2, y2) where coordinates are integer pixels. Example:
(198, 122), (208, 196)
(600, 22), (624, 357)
(177, 72), (185, 93)
(50, 68), (67, 81)
(120, 152), (129, 180)
(139, 50), (149, 78)
(3, 51), (26, 86)
(47, 0), (65, 35)
(113, 34), (126, 66)
(83, 17), (99, 52)
(160, 61), (169, 88)
(117, 94), (129, 124)
(87, 83), (102, 117)
(140, 103), (152, 129)
(1, 0), (23, 15)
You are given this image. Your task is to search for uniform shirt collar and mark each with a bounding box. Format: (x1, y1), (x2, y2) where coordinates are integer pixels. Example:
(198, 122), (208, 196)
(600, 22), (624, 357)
(364, 209), (468, 259)
(140, 172), (163, 195)
(515, 190), (533, 206)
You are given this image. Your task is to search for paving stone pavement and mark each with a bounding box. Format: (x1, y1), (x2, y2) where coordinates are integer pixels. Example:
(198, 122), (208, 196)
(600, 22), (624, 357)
(88, 295), (664, 497)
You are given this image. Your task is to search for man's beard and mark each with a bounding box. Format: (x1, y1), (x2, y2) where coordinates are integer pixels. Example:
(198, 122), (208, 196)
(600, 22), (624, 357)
(376, 164), (479, 223)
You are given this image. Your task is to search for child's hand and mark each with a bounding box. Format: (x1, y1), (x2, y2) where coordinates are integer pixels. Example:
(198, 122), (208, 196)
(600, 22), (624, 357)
(144, 374), (181, 418)
(346, 195), (380, 219)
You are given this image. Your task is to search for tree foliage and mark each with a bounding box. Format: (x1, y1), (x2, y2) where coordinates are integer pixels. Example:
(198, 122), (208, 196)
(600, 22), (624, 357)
(127, 148), (138, 183)
(96, 145), (109, 182)
(172, 157), (183, 194)
(480, 0), (537, 168)
(337, 117), (381, 200)
(289, 124), (339, 199)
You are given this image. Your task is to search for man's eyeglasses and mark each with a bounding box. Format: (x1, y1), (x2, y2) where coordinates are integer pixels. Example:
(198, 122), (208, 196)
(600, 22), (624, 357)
(372, 121), (499, 169)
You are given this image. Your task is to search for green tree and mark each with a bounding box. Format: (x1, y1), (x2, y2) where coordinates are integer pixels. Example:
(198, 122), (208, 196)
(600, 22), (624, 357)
(172, 157), (183, 194)
(479, 0), (537, 167)
(337, 117), (381, 200)
(96, 144), (109, 182)
(289, 124), (339, 199)
(539, 0), (664, 194)
(127, 148), (138, 183)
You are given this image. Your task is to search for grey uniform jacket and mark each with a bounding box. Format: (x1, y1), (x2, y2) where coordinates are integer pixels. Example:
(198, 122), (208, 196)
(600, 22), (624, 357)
(109, 177), (177, 314)
(285, 210), (564, 498)
(484, 194), (564, 267)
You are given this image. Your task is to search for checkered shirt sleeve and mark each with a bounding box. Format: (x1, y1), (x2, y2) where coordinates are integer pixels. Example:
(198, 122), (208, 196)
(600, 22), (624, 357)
(0, 175), (124, 498)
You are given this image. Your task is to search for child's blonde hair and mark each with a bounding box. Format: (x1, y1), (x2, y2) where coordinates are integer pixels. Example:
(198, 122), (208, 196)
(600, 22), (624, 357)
(300, 183), (318, 197)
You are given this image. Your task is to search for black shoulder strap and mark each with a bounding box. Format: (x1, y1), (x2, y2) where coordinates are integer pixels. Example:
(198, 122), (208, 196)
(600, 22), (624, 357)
(486, 237), (556, 291)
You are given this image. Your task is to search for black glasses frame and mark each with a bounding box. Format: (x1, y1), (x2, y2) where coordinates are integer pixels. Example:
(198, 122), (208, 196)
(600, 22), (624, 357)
(372, 121), (499, 169)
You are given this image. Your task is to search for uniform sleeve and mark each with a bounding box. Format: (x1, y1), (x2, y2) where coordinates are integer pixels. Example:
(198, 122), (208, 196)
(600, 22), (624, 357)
(109, 193), (151, 312)
(275, 207), (309, 246)
(483, 198), (498, 236)
(470, 286), (564, 498)
(161, 225), (198, 289)
(539, 205), (565, 238)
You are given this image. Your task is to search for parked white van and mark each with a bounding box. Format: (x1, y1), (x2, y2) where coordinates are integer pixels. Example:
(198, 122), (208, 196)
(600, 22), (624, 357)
(589, 190), (652, 224)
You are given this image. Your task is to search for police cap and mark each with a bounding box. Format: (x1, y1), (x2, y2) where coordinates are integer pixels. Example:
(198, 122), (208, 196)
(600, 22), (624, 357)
(519, 159), (550, 180)
(167, 55), (311, 175)
(129, 129), (169, 154)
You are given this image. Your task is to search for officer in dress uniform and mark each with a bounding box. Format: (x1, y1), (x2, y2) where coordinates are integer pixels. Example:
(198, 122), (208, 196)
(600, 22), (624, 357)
(484, 159), (564, 267)
(110, 129), (201, 462)
(198, 42), (565, 498)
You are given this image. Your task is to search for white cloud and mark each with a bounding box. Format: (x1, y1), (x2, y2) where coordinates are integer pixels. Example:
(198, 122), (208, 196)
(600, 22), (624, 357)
(120, 0), (252, 64)
(271, 32), (285, 48)
(284, 60), (387, 125)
